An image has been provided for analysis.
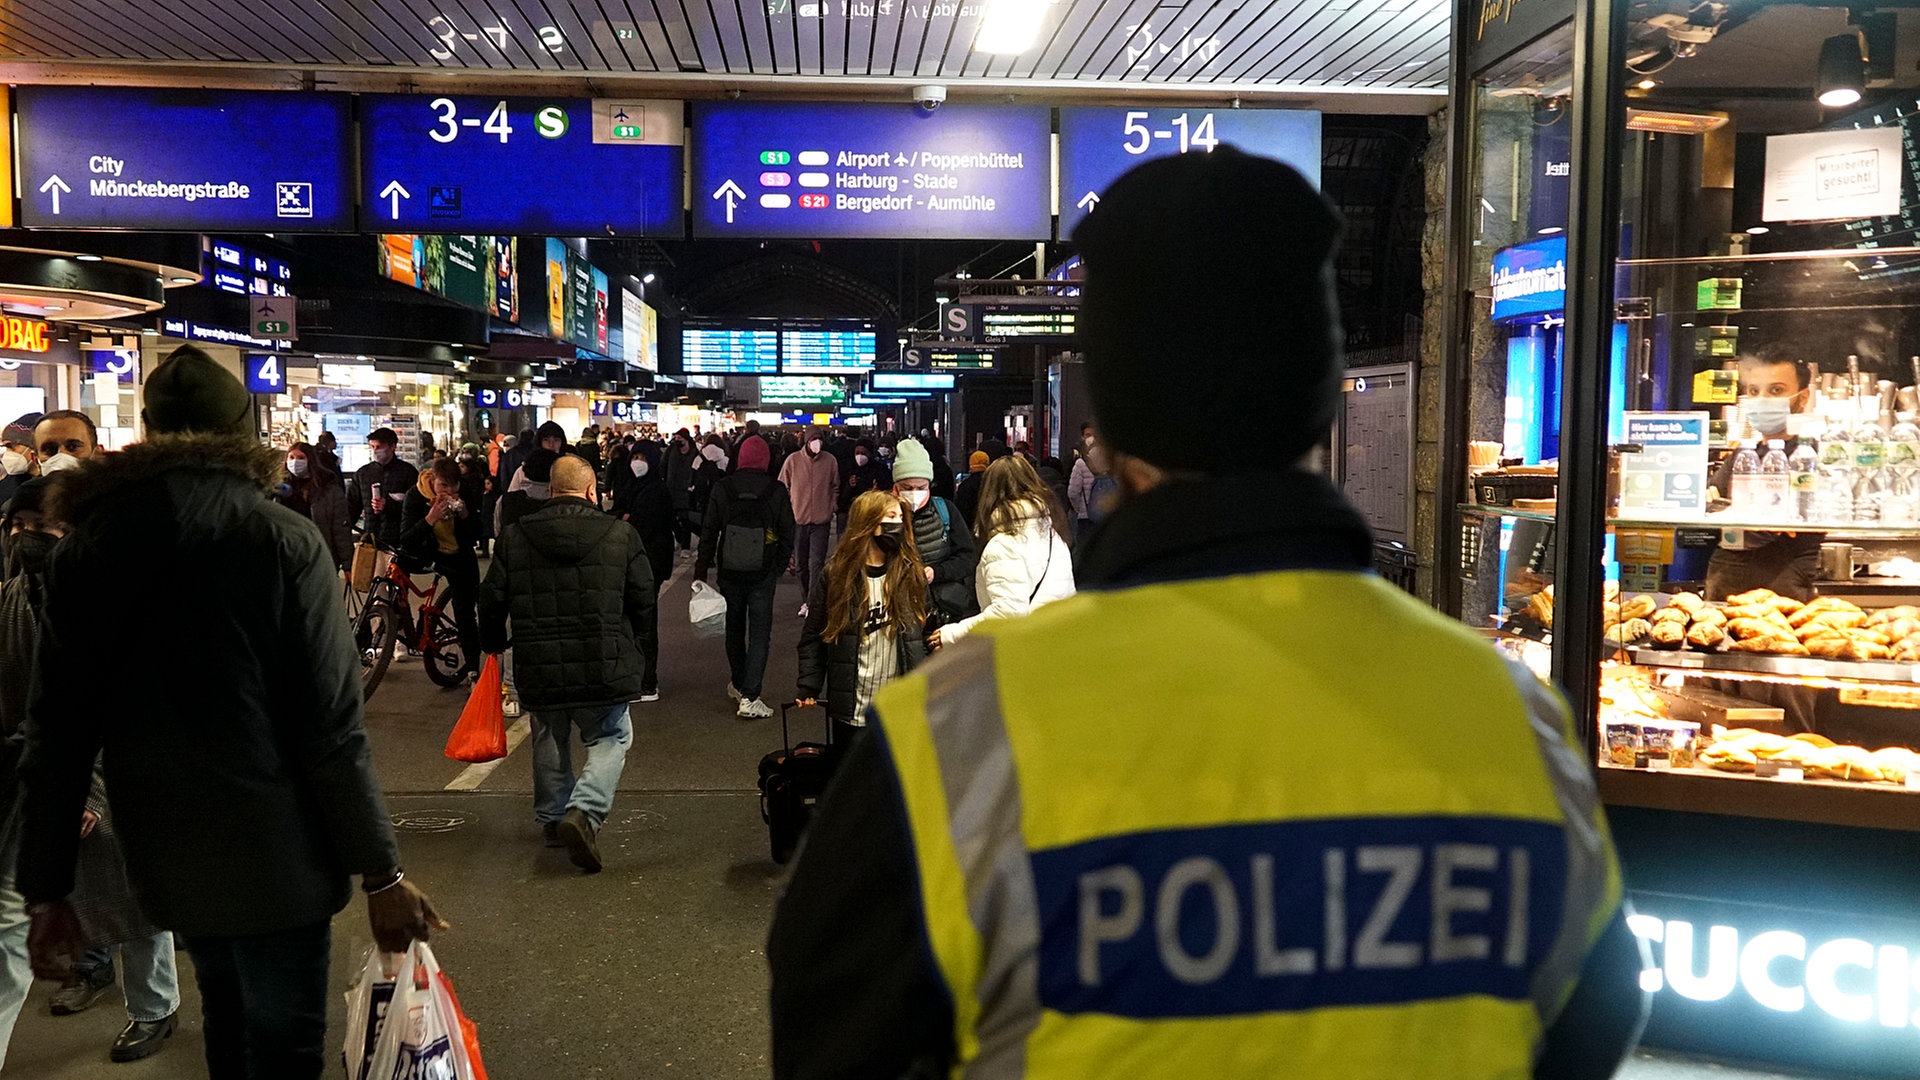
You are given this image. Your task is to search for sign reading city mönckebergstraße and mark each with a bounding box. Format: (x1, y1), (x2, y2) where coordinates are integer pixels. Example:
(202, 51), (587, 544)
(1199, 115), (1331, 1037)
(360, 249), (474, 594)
(691, 102), (1051, 241)
(17, 87), (353, 231)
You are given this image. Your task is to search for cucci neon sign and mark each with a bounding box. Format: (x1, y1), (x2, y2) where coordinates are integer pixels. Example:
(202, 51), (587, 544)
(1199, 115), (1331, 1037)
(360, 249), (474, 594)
(1632, 915), (1920, 1026)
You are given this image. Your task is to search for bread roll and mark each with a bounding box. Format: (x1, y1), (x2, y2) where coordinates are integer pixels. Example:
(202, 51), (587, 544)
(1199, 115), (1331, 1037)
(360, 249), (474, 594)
(1620, 595), (1657, 621)
(1686, 622), (1726, 649)
(1649, 620), (1686, 648)
(1669, 592), (1706, 615)
(1652, 606), (1691, 626)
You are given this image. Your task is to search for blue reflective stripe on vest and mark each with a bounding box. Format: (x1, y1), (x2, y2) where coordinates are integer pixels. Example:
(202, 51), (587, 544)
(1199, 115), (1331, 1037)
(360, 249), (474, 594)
(1031, 816), (1569, 1019)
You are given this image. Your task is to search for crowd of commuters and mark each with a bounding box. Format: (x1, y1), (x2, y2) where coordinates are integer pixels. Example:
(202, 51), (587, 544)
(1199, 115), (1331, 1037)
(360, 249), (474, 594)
(0, 145), (1646, 1080)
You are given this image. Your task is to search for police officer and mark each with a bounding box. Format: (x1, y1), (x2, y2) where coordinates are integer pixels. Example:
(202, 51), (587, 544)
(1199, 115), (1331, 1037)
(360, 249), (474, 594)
(767, 149), (1647, 1079)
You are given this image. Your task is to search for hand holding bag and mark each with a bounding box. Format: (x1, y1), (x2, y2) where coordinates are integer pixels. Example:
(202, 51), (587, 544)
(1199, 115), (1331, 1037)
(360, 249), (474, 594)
(350, 943), (488, 1080)
(444, 655), (506, 763)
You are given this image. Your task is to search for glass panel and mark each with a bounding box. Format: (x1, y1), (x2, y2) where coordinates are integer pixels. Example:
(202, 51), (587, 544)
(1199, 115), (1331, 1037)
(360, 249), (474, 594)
(1454, 28), (1576, 682)
(1597, 2), (1920, 787)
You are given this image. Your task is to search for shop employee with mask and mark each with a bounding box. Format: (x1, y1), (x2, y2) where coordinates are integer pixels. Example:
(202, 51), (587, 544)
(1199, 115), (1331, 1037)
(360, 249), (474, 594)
(1707, 348), (1822, 602)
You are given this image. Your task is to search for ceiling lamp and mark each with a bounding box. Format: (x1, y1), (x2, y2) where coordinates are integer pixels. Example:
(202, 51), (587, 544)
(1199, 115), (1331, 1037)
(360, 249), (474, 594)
(975, 0), (1046, 55)
(1625, 108), (1730, 134)
(1817, 32), (1865, 109)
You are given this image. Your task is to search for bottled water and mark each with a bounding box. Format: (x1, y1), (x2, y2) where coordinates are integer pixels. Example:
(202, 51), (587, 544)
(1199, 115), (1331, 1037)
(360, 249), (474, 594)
(1759, 443), (1790, 521)
(1788, 439), (1820, 523)
(1817, 424), (1857, 525)
(1729, 446), (1762, 516)
(1884, 413), (1920, 525)
(1854, 411), (1889, 523)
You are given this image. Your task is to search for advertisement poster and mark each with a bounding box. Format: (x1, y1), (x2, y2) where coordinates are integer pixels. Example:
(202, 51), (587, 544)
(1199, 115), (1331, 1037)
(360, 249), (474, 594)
(379, 234), (516, 319)
(1763, 126), (1905, 222)
(545, 238), (567, 341)
(593, 268), (610, 354)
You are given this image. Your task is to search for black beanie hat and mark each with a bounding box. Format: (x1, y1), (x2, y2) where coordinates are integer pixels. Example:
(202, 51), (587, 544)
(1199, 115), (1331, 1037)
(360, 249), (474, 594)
(1073, 146), (1343, 473)
(143, 344), (255, 438)
(536, 421), (567, 444)
(522, 447), (558, 483)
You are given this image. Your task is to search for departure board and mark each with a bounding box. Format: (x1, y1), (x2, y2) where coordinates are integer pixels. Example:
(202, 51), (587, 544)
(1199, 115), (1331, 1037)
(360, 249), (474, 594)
(683, 326), (778, 374)
(979, 303), (1076, 343)
(781, 326), (876, 374)
(904, 343), (1001, 372)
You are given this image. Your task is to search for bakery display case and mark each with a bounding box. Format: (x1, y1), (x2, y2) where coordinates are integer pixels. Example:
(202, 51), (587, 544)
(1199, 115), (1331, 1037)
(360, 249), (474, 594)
(1443, 1), (1920, 1072)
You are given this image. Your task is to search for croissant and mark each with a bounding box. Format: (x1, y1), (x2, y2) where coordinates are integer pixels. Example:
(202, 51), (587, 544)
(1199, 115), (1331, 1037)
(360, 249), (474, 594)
(1727, 588), (1781, 607)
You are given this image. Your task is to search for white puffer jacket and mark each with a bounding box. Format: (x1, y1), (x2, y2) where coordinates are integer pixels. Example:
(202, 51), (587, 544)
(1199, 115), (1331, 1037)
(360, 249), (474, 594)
(941, 504), (1075, 645)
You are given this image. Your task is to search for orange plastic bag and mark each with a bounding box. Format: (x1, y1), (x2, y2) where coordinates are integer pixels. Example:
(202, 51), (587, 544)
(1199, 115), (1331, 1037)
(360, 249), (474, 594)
(444, 655), (506, 763)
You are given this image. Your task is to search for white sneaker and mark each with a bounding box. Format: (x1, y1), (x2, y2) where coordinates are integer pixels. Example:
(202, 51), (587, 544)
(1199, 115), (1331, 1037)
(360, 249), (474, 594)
(726, 683), (743, 701)
(639, 690), (660, 703)
(737, 697), (774, 720)
(797, 603), (809, 618)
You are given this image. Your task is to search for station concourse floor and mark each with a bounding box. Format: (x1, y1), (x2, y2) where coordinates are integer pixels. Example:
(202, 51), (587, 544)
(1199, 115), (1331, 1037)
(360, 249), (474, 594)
(0, 557), (1876, 1080)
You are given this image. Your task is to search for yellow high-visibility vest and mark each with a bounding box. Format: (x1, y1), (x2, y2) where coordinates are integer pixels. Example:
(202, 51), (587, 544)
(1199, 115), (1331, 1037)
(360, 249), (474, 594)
(871, 569), (1621, 1079)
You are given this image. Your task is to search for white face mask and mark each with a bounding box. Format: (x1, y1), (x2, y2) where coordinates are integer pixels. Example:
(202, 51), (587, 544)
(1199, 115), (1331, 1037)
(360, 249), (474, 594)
(879, 447), (893, 459)
(0, 449), (29, 477)
(854, 453), (869, 466)
(808, 439), (823, 454)
(901, 488), (931, 511)
(630, 459), (648, 477)
(38, 453), (82, 475)
(287, 458), (309, 477)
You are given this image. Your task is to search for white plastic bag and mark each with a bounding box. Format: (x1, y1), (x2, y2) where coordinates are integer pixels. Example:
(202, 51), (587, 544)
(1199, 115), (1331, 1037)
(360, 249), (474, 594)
(689, 580), (728, 638)
(347, 944), (485, 1080)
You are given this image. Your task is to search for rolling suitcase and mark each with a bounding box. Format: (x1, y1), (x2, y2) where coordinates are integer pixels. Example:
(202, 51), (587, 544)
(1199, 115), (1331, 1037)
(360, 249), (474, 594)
(757, 701), (836, 865)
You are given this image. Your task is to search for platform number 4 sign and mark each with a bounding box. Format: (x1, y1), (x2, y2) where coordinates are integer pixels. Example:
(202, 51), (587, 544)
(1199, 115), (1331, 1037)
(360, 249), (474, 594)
(246, 353), (286, 395)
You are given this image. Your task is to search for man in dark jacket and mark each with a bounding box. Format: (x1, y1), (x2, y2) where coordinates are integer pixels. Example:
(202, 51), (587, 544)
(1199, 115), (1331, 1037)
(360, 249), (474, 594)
(481, 455), (654, 873)
(664, 429), (699, 554)
(20, 345), (441, 1080)
(695, 435), (796, 720)
(840, 439), (892, 534)
(344, 426), (419, 550)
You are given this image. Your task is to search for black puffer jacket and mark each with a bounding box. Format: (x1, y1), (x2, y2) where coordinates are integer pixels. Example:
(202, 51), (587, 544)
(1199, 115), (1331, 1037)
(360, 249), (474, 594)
(19, 435), (399, 937)
(796, 571), (929, 728)
(912, 497), (979, 621)
(479, 496), (655, 711)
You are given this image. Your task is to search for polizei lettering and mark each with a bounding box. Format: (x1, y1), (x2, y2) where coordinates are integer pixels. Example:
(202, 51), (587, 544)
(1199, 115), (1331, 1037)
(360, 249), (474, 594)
(1029, 817), (1568, 1017)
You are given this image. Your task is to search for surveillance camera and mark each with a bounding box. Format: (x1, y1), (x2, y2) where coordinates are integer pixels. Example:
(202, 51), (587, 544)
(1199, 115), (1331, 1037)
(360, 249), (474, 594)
(912, 84), (947, 111)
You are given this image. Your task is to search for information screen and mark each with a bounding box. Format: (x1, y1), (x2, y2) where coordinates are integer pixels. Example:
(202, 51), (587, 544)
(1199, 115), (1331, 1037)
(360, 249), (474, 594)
(978, 302), (1077, 343)
(683, 326), (779, 375)
(691, 101), (1051, 240)
(781, 326), (876, 375)
(360, 95), (684, 236)
(17, 86), (353, 230)
(871, 372), (956, 391)
(760, 376), (847, 406)
(904, 343), (1001, 373)
(1057, 107), (1322, 236)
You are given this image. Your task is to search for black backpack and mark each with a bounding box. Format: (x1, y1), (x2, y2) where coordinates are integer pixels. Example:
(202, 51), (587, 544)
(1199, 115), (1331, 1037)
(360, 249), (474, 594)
(720, 484), (773, 575)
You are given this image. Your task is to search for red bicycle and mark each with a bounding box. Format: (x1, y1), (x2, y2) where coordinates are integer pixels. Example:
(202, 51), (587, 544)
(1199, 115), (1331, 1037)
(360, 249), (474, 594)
(351, 545), (471, 699)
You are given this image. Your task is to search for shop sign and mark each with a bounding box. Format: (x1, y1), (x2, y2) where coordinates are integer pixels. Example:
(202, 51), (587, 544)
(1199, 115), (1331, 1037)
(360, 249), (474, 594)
(1490, 235), (1567, 323)
(0, 315), (51, 355)
(691, 101), (1052, 241)
(1619, 412), (1710, 518)
(1629, 894), (1920, 1077)
(1764, 127), (1905, 223)
(16, 86), (353, 231)
(1057, 108), (1321, 236)
(1465, 0), (1575, 73)
(360, 96), (683, 236)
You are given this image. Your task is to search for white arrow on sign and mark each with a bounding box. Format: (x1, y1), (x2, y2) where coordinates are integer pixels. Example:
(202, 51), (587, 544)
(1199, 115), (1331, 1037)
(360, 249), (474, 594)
(39, 175), (69, 215)
(712, 180), (746, 224)
(1076, 191), (1100, 213)
(380, 180), (411, 220)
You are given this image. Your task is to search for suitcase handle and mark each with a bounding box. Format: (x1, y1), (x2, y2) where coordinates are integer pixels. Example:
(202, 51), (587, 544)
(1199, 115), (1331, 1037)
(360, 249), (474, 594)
(781, 699), (832, 750)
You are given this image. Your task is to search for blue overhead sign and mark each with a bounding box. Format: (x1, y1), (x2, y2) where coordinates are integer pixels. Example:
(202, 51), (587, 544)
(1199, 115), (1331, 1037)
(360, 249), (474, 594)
(1058, 107), (1322, 237)
(360, 96), (684, 236)
(1490, 235), (1569, 322)
(691, 102), (1052, 240)
(16, 86), (353, 231)
(244, 353), (288, 395)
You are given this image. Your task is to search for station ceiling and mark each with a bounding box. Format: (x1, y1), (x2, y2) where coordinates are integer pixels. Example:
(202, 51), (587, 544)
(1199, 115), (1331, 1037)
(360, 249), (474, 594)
(0, 0), (1449, 113)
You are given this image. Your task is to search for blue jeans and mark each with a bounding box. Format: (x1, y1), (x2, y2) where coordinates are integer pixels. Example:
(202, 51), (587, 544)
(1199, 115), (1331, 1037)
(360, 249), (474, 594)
(0, 865), (27, 1070)
(179, 920), (331, 1080)
(720, 573), (778, 700)
(531, 702), (633, 831)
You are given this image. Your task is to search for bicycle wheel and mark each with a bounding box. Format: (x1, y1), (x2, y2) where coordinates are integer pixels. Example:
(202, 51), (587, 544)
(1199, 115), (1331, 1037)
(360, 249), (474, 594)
(354, 593), (400, 700)
(422, 609), (471, 689)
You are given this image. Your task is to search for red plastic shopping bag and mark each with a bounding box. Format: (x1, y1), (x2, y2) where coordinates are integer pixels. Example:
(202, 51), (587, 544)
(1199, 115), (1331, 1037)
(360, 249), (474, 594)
(444, 655), (506, 763)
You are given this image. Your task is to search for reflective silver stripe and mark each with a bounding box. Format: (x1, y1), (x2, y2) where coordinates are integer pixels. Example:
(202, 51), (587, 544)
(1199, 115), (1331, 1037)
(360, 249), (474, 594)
(922, 638), (1041, 1080)
(1505, 659), (1615, 1028)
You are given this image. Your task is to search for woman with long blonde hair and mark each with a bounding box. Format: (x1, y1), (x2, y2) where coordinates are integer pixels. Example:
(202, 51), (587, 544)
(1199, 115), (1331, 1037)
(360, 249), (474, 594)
(928, 454), (1075, 649)
(796, 489), (930, 742)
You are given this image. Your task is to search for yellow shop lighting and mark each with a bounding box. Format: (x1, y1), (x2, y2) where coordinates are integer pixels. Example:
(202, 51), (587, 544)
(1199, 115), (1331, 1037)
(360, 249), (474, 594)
(975, 0), (1047, 54)
(1626, 108), (1730, 135)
